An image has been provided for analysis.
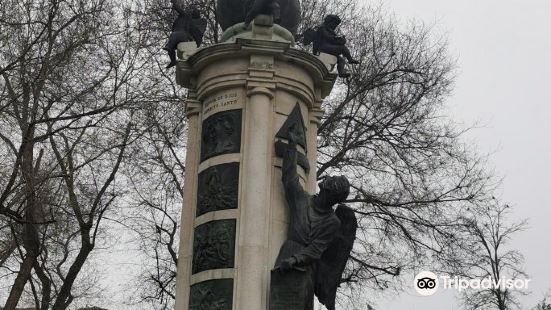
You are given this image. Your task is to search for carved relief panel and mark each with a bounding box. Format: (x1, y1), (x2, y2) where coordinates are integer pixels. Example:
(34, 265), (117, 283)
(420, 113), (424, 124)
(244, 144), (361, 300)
(192, 219), (236, 274)
(189, 278), (233, 310)
(196, 162), (240, 217)
(200, 109), (242, 162)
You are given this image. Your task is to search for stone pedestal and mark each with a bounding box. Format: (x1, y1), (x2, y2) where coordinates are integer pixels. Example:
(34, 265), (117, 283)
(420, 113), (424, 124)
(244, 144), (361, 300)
(174, 17), (336, 310)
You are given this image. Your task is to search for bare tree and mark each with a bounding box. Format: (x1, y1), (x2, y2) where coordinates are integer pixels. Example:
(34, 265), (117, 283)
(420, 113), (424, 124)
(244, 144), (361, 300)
(458, 201), (528, 310)
(0, 0), (503, 308)
(0, 0), (167, 308)
(123, 96), (186, 310)
(120, 0), (502, 308)
(533, 291), (551, 310)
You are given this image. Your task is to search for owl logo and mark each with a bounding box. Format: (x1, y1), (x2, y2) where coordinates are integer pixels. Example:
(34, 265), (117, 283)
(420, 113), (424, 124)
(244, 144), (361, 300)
(417, 277), (437, 289)
(414, 271), (439, 296)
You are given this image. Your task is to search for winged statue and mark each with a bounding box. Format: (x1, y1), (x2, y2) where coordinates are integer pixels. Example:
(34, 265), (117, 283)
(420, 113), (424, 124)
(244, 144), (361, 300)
(272, 122), (357, 310)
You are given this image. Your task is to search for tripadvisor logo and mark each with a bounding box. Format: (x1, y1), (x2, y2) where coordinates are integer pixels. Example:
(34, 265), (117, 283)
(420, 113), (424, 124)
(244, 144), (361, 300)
(414, 271), (439, 296)
(414, 271), (531, 296)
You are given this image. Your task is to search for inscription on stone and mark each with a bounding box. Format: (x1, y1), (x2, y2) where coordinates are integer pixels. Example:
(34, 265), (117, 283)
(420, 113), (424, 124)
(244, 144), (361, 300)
(203, 91), (240, 116)
(197, 162), (240, 217)
(192, 219), (236, 274)
(269, 270), (312, 310)
(201, 109), (242, 162)
(189, 278), (234, 310)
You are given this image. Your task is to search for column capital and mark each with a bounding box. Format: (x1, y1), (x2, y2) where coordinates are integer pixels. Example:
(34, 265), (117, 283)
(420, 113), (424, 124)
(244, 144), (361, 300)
(185, 99), (201, 117)
(309, 107), (325, 126)
(246, 86), (274, 99)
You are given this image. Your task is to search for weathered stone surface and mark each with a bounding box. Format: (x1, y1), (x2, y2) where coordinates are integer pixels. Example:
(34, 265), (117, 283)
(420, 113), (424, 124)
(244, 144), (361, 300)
(197, 162), (240, 217)
(201, 109), (242, 162)
(192, 220), (236, 274)
(189, 278), (234, 310)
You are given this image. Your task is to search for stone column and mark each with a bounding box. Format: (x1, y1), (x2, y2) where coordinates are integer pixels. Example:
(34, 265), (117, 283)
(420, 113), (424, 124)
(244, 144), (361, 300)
(174, 95), (201, 310)
(174, 17), (336, 310)
(306, 107), (324, 193)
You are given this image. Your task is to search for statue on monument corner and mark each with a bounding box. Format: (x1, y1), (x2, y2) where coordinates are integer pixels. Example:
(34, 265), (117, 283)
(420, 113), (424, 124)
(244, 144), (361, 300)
(303, 14), (360, 78)
(163, 0), (207, 68)
(271, 125), (357, 310)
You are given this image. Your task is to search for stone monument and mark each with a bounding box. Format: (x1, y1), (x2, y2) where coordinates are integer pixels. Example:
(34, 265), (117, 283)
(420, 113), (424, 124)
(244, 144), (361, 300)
(172, 4), (357, 309)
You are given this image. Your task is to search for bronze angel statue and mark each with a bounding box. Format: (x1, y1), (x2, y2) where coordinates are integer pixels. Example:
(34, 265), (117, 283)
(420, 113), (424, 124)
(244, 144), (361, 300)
(273, 125), (357, 310)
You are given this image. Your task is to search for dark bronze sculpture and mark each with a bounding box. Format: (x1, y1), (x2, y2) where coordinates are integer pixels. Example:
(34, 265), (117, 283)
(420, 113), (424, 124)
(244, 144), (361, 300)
(303, 14), (359, 78)
(197, 163), (240, 216)
(189, 279), (234, 310)
(314, 204), (357, 310)
(216, 0), (300, 35)
(163, 0), (207, 68)
(271, 126), (357, 310)
(200, 110), (242, 162)
(192, 219), (236, 274)
(243, 0), (281, 28)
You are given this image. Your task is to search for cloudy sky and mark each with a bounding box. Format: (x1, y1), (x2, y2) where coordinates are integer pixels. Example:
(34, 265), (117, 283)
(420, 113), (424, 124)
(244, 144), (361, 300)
(98, 1), (551, 309)
(370, 0), (551, 309)
(19, 1), (547, 309)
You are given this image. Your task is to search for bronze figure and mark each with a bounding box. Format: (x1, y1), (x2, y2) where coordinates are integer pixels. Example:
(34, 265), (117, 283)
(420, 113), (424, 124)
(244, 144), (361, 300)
(272, 125), (357, 310)
(303, 15), (359, 78)
(163, 0), (206, 68)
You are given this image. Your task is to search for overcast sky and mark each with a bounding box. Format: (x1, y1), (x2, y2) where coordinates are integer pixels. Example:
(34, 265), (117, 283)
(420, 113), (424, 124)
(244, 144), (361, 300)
(106, 1), (551, 309)
(368, 0), (551, 309)
(68, 1), (551, 309)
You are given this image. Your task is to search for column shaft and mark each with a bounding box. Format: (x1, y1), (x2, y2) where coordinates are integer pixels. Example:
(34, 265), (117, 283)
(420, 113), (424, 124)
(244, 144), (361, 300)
(234, 87), (274, 310)
(174, 100), (201, 310)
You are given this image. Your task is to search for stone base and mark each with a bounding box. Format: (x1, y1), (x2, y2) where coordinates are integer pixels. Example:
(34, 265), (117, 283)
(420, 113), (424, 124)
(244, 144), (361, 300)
(317, 53), (337, 72)
(177, 41), (198, 60)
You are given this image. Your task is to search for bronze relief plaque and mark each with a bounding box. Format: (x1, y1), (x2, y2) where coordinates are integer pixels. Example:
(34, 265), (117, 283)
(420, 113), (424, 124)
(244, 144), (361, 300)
(196, 162), (240, 217)
(192, 219), (236, 274)
(189, 278), (234, 310)
(201, 109), (242, 162)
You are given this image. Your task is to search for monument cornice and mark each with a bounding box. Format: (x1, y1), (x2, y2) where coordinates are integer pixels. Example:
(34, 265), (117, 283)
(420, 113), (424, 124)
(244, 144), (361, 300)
(177, 39), (336, 104)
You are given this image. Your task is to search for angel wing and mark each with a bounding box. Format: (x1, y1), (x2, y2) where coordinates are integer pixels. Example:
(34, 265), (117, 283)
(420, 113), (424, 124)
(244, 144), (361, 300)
(314, 204), (357, 310)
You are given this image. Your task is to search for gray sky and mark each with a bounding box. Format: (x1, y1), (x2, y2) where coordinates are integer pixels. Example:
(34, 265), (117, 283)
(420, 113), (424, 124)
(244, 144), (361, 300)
(44, 1), (550, 309)
(369, 0), (551, 309)
(99, 1), (551, 309)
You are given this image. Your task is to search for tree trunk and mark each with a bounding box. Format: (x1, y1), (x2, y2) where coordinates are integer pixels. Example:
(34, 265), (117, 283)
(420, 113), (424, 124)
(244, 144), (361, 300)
(34, 261), (52, 310)
(3, 130), (40, 310)
(51, 239), (93, 310)
(2, 255), (34, 310)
